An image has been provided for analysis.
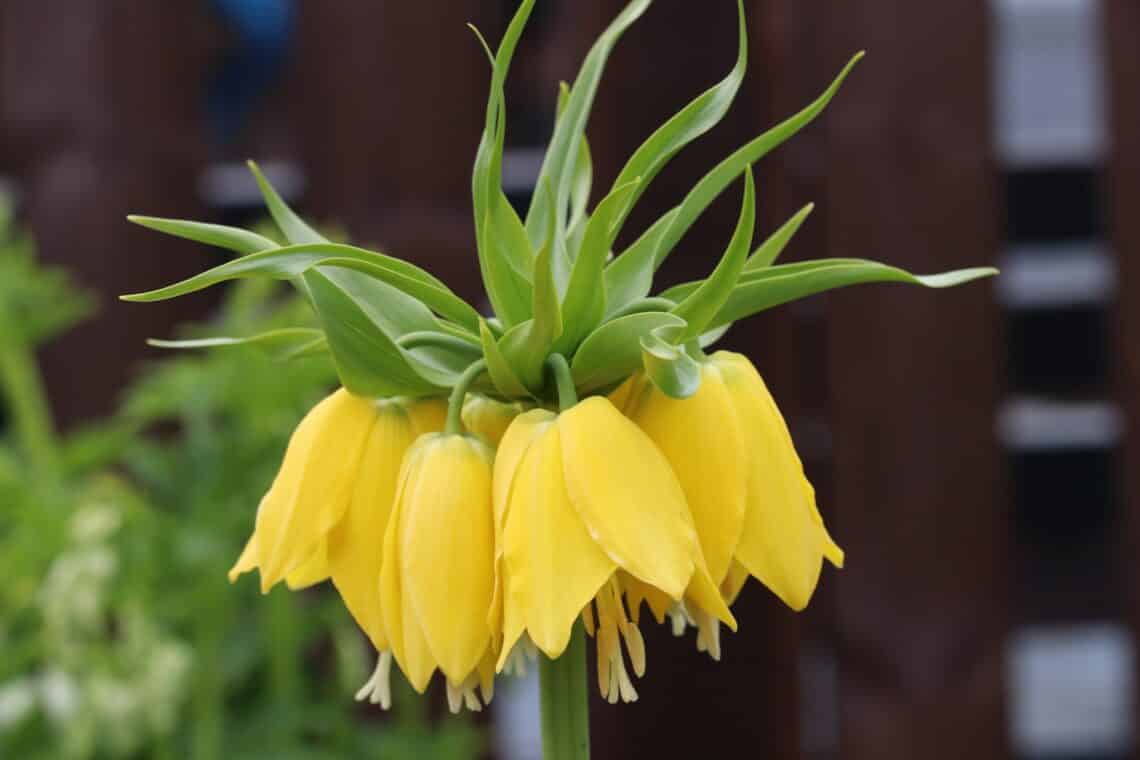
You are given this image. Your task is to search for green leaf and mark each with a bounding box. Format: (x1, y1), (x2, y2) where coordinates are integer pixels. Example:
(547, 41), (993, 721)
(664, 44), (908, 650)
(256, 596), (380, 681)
(640, 326), (701, 399)
(247, 160), (326, 245)
(303, 268), (446, 397)
(605, 52), (863, 315)
(472, 0), (537, 326)
(697, 259), (999, 335)
(670, 166), (755, 342)
(744, 203), (814, 270)
(313, 266), (439, 338)
(525, 0), (652, 248)
(556, 81), (595, 243)
(480, 319), (530, 398)
(127, 216), (278, 256)
(499, 214), (564, 392)
(570, 311), (684, 393)
(603, 206), (680, 316)
(557, 178), (642, 354)
(605, 0), (748, 234)
(120, 242), (480, 334)
(147, 327), (323, 352)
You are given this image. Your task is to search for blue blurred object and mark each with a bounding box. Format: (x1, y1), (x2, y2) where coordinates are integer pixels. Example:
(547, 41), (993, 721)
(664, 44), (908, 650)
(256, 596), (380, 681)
(206, 0), (295, 149)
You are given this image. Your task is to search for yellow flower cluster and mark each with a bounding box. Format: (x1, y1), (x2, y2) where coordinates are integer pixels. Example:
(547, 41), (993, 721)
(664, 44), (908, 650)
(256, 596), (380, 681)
(230, 351), (842, 712)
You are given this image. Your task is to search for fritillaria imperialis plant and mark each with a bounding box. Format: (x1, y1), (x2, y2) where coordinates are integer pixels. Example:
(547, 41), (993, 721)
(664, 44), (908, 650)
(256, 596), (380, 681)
(123, 0), (994, 756)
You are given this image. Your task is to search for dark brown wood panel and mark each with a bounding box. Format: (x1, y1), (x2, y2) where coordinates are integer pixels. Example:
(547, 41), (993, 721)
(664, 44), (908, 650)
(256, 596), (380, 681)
(817, 2), (1008, 758)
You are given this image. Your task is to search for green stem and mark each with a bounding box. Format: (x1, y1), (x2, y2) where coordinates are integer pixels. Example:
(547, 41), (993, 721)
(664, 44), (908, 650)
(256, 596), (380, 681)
(545, 354), (577, 410)
(398, 331), (483, 356)
(0, 323), (59, 477)
(538, 357), (588, 760)
(539, 621), (591, 760)
(444, 359), (488, 434)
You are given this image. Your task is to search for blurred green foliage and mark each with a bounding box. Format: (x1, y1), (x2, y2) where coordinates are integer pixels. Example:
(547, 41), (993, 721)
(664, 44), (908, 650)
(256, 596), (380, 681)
(0, 210), (482, 759)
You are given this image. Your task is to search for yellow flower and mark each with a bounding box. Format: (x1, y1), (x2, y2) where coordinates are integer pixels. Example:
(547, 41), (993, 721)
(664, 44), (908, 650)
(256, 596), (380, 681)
(619, 351), (843, 615)
(461, 394), (530, 446)
(228, 388), (445, 707)
(493, 396), (735, 703)
(380, 433), (498, 713)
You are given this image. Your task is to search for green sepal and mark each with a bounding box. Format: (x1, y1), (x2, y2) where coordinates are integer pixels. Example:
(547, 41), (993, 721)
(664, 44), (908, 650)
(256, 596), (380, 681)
(556, 178), (642, 354)
(605, 52), (863, 314)
(525, 0), (652, 249)
(604, 0), (747, 235)
(744, 203), (814, 270)
(480, 319), (531, 398)
(640, 325), (701, 399)
(570, 311), (684, 393)
(303, 268), (445, 397)
(127, 216), (278, 256)
(670, 166), (755, 343)
(247, 160), (325, 245)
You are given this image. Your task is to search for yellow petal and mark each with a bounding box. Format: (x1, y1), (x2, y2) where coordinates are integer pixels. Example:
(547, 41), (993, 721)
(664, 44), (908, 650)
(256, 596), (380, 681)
(255, 389), (377, 590)
(401, 435), (496, 685)
(716, 353), (838, 611)
(721, 560), (750, 606)
(327, 402), (418, 651)
(228, 533), (258, 583)
(500, 425), (616, 662)
(606, 374), (645, 413)
(379, 441), (438, 692)
(489, 410), (557, 637)
(557, 397), (694, 600)
(626, 363), (748, 585)
(285, 540), (330, 590)
(620, 571), (671, 625)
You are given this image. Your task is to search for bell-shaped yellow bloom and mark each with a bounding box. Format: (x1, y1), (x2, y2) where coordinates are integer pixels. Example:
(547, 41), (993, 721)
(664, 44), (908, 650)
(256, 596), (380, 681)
(228, 388), (445, 707)
(493, 397), (735, 703)
(620, 351), (843, 615)
(380, 433), (498, 713)
(462, 394), (530, 446)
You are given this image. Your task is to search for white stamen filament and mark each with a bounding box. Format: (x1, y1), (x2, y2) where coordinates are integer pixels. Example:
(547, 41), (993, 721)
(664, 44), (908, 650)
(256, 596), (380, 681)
(354, 651), (393, 709)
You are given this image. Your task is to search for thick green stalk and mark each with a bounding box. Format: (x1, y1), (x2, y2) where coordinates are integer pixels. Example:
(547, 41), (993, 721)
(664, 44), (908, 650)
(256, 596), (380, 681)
(445, 359), (489, 434)
(539, 622), (591, 760)
(0, 320), (59, 477)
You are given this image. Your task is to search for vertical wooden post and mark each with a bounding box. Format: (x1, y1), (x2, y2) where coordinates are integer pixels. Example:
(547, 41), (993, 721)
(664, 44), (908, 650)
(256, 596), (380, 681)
(819, 2), (1009, 758)
(1104, 3), (1140, 752)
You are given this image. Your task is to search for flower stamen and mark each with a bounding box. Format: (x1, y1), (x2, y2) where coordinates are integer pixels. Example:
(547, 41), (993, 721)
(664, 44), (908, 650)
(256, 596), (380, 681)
(354, 650), (393, 709)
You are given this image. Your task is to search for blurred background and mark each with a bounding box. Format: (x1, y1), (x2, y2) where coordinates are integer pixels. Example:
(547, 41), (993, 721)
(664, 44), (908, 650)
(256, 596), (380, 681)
(0, 0), (1133, 758)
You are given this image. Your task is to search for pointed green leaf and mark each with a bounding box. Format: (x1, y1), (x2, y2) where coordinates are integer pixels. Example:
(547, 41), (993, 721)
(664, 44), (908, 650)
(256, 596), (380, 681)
(640, 326), (701, 399)
(147, 327), (323, 352)
(247, 160), (325, 245)
(605, 52), (863, 316)
(480, 319), (530, 398)
(472, 0), (537, 326)
(557, 178), (642, 354)
(670, 167), (755, 342)
(127, 216), (278, 256)
(570, 311), (685, 393)
(499, 220), (563, 392)
(556, 82), (595, 242)
(603, 206), (680, 316)
(278, 335), (329, 361)
(606, 0), (748, 235)
(303, 268), (445, 397)
(744, 203), (814, 270)
(526, 0), (652, 248)
(120, 242), (480, 334)
(697, 259), (999, 334)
